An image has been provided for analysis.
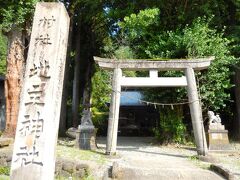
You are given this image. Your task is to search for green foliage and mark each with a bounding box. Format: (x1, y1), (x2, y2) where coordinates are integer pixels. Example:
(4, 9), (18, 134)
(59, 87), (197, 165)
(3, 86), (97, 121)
(118, 10), (236, 112)
(0, 30), (7, 75)
(153, 107), (187, 144)
(119, 8), (160, 39)
(147, 17), (235, 111)
(144, 30), (186, 58)
(91, 66), (111, 111)
(0, 0), (38, 32)
(91, 107), (108, 135)
(114, 46), (135, 59)
(183, 18), (236, 110)
(0, 166), (10, 176)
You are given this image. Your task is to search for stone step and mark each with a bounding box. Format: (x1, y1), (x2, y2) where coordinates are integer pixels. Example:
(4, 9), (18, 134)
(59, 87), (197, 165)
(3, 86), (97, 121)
(112, 162), (225, 180)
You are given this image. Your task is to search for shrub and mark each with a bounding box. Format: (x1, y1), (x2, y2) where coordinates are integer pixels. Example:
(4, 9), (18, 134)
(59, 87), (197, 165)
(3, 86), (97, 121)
(153, 106), (187, 144)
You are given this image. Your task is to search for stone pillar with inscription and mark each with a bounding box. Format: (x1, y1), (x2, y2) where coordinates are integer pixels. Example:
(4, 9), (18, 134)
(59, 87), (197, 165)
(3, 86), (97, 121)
(10, 3), (69, 180)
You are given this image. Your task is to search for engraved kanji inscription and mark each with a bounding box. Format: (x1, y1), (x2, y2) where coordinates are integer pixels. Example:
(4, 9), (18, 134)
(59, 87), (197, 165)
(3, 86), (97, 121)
(39, 16), (56, 28)
(15, 145), (43, 167)
(29, 57), (50, 78)
(25, 83), (46, 106)
(35, 34), (52, 45)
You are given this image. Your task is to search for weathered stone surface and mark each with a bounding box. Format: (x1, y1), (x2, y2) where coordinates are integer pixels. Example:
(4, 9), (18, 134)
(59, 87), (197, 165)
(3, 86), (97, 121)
(72, 169), (86, 178)
(210, 164), (235, 180)
(6, 155), (12, 163)
(106, 68), (122, 155)
(55, 159), (63, 174)
(198, 155), (219, 163)
(112, 161), (224, 180)
(66, 127), (77, 139)
(0, 153), (89, 179)
(0, 138), (13, 147)
(207, 111), (230, 151)
(58, 170), (71, 178)
(62, 161), (75, 173)
(80, 109), (94, 127)
(10, 2), (69, 180)
(208, 130), (231, 150)
(209, 124), (225, 130)
(0, 149), (12, 166)
(0, 157), (7, 166)
(94, 56), (214, 70)
(208, 111), (225, 130)
(75, 127), (97, 150)
(185, 68), (208, 155)
(112, 162), (124, 179)
(75, 163), (89, 171)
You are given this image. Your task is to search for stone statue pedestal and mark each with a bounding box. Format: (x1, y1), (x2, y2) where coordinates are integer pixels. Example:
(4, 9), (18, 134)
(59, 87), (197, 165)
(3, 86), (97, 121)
(207, 111), (231, 151)
(207, 129), (230, 150)
(75, 125), (97, 150)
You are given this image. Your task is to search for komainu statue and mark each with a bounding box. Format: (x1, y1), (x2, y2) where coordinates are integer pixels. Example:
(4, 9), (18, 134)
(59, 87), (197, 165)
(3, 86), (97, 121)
(80, 108), (93, 127)
(208, 111), (224, 130)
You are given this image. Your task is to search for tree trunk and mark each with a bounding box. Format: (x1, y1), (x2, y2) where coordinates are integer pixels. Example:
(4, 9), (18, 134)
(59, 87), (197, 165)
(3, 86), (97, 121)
(58, 14), (73, 136)
(72, 26), (81, 128)
(81, 27), (96, 111)
(234, 66), (240, 139)
(82, 57), (93, 110)
(4, 28), (25, 137)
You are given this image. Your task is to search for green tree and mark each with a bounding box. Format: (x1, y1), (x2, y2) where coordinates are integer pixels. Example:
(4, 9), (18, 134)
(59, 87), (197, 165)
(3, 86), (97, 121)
(0, 30), (7, 75)
(0, 0), (39, 137)
(118, 10), (236, 112)
(109, 8), (237, 142)
(0, 0), (38, 32)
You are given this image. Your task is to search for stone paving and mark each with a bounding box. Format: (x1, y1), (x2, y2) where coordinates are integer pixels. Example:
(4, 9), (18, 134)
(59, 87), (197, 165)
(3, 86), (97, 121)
(0, 137), (238, 179)
(97, 137), (225, 180)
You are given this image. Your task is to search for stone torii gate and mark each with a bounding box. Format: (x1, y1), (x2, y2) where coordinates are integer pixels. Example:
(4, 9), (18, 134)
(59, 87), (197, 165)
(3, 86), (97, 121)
(94, 56), (214, 156)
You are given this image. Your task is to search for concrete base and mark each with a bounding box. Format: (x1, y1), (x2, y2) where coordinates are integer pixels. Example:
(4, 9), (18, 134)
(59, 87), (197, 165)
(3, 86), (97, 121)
(75, 126), (97, 150)
(207, 130), (231, 150)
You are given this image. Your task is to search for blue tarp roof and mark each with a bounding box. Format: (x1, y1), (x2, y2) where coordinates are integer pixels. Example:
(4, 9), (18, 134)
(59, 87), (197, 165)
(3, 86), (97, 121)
(120, 91), (145, 106)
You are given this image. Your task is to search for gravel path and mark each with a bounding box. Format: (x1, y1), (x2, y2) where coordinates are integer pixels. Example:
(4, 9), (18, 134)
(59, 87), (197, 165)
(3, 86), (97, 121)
(97, 137), (225, 180)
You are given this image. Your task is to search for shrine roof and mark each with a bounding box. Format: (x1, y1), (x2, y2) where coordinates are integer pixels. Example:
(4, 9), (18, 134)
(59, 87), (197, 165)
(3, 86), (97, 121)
(120, 91), (144, 106)
(94, 56), (214, 71)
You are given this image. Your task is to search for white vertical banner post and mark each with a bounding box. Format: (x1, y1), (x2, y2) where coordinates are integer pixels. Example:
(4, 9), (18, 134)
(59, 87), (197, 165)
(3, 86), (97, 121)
(106, 68), (122, 155)
(10, 3), (69, 180)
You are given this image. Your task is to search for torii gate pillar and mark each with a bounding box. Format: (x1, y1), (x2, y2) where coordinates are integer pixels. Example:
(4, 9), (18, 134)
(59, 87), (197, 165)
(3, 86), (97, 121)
(106, 68), (122, 155)
(94, 56), (214, 156)
(185, 68), (208, 155)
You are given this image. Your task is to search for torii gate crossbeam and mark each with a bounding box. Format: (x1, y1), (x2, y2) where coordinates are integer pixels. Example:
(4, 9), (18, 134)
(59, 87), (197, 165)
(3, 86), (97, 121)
(94, 56), (214, 156)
